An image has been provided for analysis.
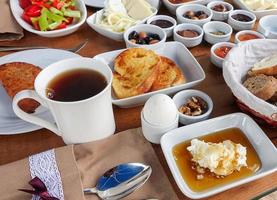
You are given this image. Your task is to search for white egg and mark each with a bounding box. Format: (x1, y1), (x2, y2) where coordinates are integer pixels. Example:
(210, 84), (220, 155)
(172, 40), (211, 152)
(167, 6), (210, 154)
(143, 94), (177, 126)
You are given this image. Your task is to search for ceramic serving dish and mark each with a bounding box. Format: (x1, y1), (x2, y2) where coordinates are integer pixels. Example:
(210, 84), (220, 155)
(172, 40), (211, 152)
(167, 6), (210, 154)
(233, 0), (277, 19)
(147, 15), (177, 38)
(203, 21), (232, 44)
(207, 1), (234, 21)
(234, 30), (265, 43)
(161, 113), (277, 199)
(210, 42), (235, 68)
(228, 9), (256, 31)
(258, 15), (277, 39)
(93, 41), (205, 108)
(86, 6), (158, 41)
(9, 0), (87, 38)
(223, 39), (277, 126)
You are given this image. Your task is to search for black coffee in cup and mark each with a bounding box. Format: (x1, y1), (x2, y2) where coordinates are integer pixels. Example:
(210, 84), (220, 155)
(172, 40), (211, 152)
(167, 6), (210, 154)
(46, 69), (107, 102)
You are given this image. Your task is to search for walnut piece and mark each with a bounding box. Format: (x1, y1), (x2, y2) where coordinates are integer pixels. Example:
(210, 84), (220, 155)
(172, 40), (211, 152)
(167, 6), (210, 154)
(178, 96), (208, 116)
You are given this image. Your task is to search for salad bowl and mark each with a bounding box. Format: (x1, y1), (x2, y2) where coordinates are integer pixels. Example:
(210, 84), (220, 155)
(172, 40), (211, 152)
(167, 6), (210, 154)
(10, 0), (87, 37)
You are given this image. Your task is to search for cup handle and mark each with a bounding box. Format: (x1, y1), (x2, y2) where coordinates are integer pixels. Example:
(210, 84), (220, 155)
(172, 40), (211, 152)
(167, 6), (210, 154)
(12, 90), (62, 136)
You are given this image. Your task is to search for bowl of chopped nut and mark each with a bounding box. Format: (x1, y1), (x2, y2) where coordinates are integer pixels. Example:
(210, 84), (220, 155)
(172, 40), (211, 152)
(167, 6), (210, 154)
(173, 90), (213, 125)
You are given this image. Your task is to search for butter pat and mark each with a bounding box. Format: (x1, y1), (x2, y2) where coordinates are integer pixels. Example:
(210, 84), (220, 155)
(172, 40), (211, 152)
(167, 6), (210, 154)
(187, 139), (247, 176)
(122, 0), (153, 20)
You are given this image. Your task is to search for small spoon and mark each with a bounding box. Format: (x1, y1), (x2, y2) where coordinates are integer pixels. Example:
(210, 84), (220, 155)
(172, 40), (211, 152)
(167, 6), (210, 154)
(84, 163), (152, 200)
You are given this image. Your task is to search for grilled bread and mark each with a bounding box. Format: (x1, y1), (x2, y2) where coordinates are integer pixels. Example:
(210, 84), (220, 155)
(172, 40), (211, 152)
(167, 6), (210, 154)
(151, 56), (186, 91)
(0, 62), (41, 113)
(248, 54), (277, 76)
(113, 48), (160, 99)
(243, 74), (277, 101)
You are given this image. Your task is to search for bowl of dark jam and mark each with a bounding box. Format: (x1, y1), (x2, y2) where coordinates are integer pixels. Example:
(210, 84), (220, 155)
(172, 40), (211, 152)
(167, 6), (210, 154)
(147, 15), (177, 38)
(228, 10), (256, 31)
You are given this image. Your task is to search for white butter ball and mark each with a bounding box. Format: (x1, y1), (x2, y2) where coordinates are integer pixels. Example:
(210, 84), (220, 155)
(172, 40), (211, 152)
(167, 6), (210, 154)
(143, 94), (177, 126)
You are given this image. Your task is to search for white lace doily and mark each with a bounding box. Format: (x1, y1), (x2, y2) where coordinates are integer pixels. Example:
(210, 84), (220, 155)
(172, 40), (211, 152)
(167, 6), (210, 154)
(29, 149), (65, 200)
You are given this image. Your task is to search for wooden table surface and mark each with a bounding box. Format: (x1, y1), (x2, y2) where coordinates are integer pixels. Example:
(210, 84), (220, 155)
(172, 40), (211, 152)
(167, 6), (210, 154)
(0, 4), (277, 200)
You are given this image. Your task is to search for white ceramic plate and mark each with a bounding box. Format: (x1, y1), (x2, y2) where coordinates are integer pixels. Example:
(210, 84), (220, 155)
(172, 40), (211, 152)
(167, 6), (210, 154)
(161, 113), (277, 199)
(93, 41), (205, 108)
(233, 0), (277, 19)
(10, 0), (87, 37)
(0, 49), (81, 135)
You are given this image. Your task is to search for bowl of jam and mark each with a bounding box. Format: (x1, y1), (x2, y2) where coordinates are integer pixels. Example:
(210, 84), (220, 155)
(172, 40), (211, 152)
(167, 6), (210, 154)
(147, 15), (177, 38)
(228, 10), (256, 31)
(162, 0), (190, 15)
(173, 23), (204, 48)
(210, 42), (235, 68)
(207, 1), (233, 21)
(176, 4), (213, 27)
(235, 30), (265, 43)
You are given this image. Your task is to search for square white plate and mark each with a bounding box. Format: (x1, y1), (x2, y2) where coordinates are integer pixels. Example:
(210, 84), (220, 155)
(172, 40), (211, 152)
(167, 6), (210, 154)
(161, 113), (277, 199)
(93, 41), (205, 108)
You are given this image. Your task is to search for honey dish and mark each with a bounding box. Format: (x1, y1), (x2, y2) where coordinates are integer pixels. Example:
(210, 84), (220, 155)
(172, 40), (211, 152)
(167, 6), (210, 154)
(161, 113), (277, 199)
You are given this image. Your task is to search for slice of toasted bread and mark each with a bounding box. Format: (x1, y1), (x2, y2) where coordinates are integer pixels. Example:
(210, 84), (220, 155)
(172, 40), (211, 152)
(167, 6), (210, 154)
(150, 56), (186, 91)
(248, 54), (277, 76)
(243, 74), (277, 101)
(0, 62), (41, 113)
(112, 48), (160, 99)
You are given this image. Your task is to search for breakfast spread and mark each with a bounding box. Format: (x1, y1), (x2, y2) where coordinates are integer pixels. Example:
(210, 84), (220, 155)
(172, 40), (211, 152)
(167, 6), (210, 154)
(178, 96), (208, 116)
(150, 19), (174, 29)
(240, 0), (277, 11)
(173, 128), (261, 192)
(128, 31), (161, 45)
(177, 29), (199, 38)
(231, 14), (253, 22)
(243, 54), (277, 104)
(211, 4), (229, 12)
(183, 10), (209, 20)
(19, 0), (81, 31)
(0, 62), (41, 113)
(238, 33), (261, 41)
(214, 46), (232, 58)
(112, 48), (186, 99)
(94, 0), (153, 33)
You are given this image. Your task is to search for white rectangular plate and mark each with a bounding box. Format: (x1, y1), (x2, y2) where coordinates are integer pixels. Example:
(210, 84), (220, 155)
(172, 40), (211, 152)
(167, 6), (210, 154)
(233, 0), (277, 19)
(161, 113), (277, 199)
(93, 41), (205, 108)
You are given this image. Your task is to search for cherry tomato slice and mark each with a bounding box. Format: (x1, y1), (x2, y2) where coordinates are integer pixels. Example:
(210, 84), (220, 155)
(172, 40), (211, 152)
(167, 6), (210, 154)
(65, 17), (73, 25)
(19, 0), (31, 9)
(21, 14), (32, 24)
(55, 22), (67, 30)
(24, 5), (42, 17)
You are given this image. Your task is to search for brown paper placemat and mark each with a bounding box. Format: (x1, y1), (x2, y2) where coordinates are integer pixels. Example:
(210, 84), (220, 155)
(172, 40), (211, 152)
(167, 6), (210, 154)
(75, 128), (178, 200)
(0, 0), (24, 41)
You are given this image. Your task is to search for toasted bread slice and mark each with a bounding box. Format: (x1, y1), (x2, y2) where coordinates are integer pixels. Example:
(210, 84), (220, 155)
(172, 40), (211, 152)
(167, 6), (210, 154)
(113, 48), (160, 99)
(0, 62), (41, 113)
(243, 74), (277, 101)
(248, 54), (277, 76)
(150, 56), (186, 91)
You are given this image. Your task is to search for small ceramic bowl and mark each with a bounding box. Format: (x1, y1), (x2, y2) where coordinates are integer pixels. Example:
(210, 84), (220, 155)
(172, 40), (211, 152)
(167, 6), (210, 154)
(124, 24), (166, 50)
(10, 0), (87, 37)
(141, 111), (179, 144)
(210, 42), (235, 68)
(147, 15), (177, 38)
(176, 4), (213, 27)
(235, 30), (265, 43)
(207, 1), (233, 21)
(162, 0), (185, 15)
(173, 23), (204, 48)
(228, 10), (256, 31)
(173, 90), (213, 125)
(203, 21), (232, 44)
(258, 15), (277, 39)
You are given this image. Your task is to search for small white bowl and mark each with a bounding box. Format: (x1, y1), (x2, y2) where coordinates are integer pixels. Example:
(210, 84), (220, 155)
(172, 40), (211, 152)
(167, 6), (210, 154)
(147, 15), (177, 38)
(87, 7), (158, 41)
(258, 15), (277, 39)
(124, 24), (166, 50)
(173, 90), (213, 125)
(161, 113), (277, 199)
(228, 10), (256, 31)
(210, 42), (235, 68)
(203, 21), (233, 44)
(235, 30), (265, 43)
(173, 24), (204, 48)
(10, 0), (87, 38)
(207, 1), (234, 21)
(176, 4), (213, 27)
(141, 111), (179, 144)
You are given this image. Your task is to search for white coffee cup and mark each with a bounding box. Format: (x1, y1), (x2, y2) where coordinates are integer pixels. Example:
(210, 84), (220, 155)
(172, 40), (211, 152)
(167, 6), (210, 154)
(12, 57), (116, 144)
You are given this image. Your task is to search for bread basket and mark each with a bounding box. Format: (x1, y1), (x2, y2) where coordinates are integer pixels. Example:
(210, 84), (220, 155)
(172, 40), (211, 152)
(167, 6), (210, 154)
(223, 39), (277, 127)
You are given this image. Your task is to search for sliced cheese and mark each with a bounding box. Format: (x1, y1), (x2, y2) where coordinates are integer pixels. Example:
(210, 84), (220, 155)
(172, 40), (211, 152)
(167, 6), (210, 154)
(122, 0), (153, 20)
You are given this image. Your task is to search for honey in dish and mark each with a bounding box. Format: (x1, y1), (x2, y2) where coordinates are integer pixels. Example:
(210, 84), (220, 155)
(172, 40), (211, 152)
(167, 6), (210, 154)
(172, 128), (261, 192)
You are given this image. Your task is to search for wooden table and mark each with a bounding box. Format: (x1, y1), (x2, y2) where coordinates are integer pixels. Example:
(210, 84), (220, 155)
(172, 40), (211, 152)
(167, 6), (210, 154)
(0, 4), (276, 200)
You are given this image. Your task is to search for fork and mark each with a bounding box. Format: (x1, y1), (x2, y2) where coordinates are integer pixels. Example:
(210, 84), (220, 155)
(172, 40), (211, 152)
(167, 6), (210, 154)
(0, 39), (88, 53)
